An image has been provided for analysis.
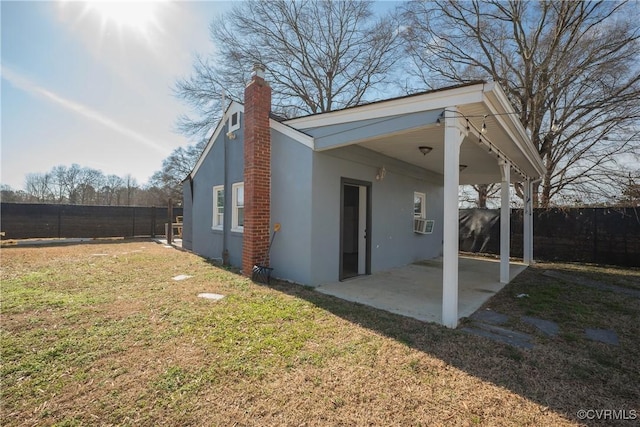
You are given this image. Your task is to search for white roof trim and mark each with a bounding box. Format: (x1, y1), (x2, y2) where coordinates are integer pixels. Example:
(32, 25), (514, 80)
(189, 102), (315, 179)
(483, 83), (546, 177)
(270, 119), (315, 149)
(189, 101), (244, 180)
(284, 84), (486, 129)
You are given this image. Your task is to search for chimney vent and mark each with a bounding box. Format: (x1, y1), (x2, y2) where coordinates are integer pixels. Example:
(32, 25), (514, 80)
(252, 63), (266, 80)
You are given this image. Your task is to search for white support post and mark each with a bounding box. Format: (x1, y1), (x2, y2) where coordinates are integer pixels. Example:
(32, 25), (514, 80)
(442, 108), (466, 328)
(529, 180), (535, 263)
(499, 160), (511, 283)
(523, 179), (532, 265)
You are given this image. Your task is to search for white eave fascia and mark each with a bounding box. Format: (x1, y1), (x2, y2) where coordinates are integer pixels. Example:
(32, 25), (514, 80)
(283, 83), (486, 130)
(189, 101), (244, 180)
(483, 82), (546, 178)
(270, 119), (315, 150)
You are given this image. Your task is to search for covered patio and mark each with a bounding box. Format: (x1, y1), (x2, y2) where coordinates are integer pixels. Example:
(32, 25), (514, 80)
(316, 256), (527, 324)
(287, 81), (545, 328)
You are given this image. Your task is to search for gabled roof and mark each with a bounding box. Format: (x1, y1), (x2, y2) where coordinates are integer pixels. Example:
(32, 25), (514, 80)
(283, 81), (545, 182)
(286, 80), (486, 122)
(187, 81), (545, 183)
(186, 100), (243, 182)
(187, 100), (313, 181)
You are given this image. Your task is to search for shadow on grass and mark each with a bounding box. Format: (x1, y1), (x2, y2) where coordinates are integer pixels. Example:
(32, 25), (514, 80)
(45, 241), (632, 425)
(259, 264), (640, 426)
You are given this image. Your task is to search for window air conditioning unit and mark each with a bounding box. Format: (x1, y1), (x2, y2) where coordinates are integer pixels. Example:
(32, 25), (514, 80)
(414, 218), (434, 234)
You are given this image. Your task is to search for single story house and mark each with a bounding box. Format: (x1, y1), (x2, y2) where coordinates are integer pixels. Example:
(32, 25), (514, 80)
(182, 64), (545, 328)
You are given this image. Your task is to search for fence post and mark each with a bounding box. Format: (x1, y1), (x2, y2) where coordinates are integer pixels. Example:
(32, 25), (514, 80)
(132, 206), (136, 237)
(167, 199), (173, 245)
(151, 206), (156, 238)
(623, 208), (628, 266)
(57, 205), (62, 238)
(593, 208), (598, 264)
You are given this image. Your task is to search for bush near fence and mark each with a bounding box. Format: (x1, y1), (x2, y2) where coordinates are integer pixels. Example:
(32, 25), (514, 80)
(460, 207), (640, 268)
(0, 203), (182, 240)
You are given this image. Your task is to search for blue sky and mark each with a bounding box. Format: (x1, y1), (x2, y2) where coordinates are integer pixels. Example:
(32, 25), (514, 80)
(1, 0), (236, 190)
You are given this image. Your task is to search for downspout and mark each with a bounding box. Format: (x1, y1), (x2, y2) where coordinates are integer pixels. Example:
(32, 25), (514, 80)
(529, 177), (542, 208)
(528, 177), (542, 263)
(222, 126), (230, 266)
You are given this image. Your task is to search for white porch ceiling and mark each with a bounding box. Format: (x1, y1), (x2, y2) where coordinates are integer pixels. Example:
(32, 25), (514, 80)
(357, 124), (503, 185)
(286, 82), (544, 184)
(351, 103), (539, 185)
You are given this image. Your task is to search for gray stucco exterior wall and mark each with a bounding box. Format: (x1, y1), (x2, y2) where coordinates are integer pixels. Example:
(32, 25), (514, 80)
(185, 115), (445, 287)
(308, 145), (444, 286)
(269, 129), (314, 284)
(186, 119), (245, 265)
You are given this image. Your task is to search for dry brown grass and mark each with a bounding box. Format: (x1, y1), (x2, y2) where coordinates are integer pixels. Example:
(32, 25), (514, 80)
(1, 240), (638, 426)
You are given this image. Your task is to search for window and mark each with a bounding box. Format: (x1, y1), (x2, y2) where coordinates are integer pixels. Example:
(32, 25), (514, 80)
(229, 112), (240, 133)
(212, 186), (224, 229)
(414, 192), (426, 219)
(232, 182), (244, 231)
(413, 192), (432, 234)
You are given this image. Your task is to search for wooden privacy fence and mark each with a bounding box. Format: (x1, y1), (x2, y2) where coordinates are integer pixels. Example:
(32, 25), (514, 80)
(460, 207), (640, 268)
(0, 203), (183, 240)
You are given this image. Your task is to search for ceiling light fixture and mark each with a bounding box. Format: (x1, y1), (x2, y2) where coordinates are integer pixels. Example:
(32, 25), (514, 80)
(418, 146), (433, 156)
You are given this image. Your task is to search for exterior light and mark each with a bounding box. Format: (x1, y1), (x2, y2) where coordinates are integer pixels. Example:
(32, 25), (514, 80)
(418, 146), (433, 156)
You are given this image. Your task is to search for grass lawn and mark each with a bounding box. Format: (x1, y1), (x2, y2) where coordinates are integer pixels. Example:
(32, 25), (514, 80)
(1, 239), (638, 426)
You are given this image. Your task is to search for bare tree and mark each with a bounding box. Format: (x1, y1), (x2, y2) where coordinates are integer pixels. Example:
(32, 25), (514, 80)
(51, 165), (68, 203)
(57, 164), (83, 204)
(101, 175), (125, 206)
(403, 0), (640, 207)
(25, 173), (53, 202)
(175, 0), (402, 139)
(121, 175), (138, 206)
(147, 140), (205, 205)
(0, 185), (28, 203)
(76, 167), (103, 205)
(472, 184), (500, 208)
(619, 171), (640, 207)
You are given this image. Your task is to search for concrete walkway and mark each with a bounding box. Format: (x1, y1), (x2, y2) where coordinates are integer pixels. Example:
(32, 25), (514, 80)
(316, 256), (527, 326)
(154, 238), (183, 248)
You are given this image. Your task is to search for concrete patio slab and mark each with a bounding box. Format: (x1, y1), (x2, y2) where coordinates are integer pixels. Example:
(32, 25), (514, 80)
(316, 256), (527, 326)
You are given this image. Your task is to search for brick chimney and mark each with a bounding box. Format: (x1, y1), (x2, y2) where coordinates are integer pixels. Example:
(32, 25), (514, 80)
(242, 63), (272, 276)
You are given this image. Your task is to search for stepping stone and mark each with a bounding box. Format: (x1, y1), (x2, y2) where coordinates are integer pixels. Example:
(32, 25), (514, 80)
(470, 309), (509, 325)
(521, 315), (559, 337)
(172, 274), (192, 281)
(543, 270), (640, 298)
(198, 293), (225, 301)
(585, 328), (619, 346)
(462, 324), (534, 349)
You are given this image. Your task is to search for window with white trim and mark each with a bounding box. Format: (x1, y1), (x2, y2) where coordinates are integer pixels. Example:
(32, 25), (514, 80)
(212, 185), (224, 229)
(232, 182), (244, 231)
(229, 112), (240, 133)
(414, 192), (426, 219)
